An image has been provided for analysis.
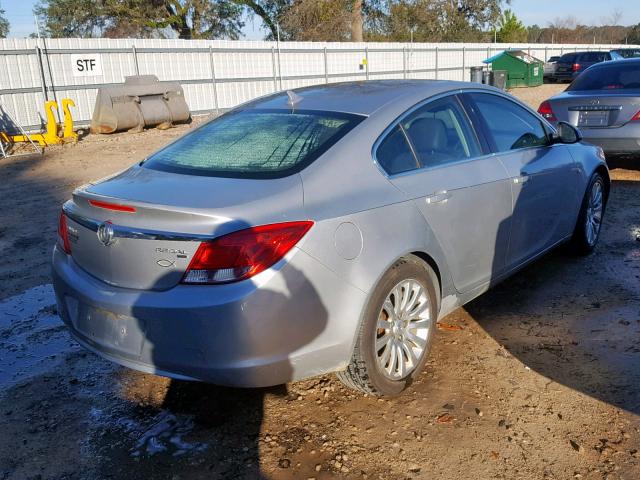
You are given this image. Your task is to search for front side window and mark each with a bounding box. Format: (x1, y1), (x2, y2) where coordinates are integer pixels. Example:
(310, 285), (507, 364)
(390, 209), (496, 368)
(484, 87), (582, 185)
(469, 93), (549, 152)
(400, 96), (481, 167)
(143, 109), (364, 178)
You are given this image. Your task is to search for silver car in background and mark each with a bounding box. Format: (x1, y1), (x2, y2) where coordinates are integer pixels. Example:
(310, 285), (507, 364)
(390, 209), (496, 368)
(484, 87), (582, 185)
(53, 80), (609, 396)
(539, 58), (640, 159)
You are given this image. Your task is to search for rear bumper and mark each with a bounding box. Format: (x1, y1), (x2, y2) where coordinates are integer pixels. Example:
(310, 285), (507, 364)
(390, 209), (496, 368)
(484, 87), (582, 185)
(550, 72), (576, 81)
(51, 245), (366, 387)
(579, 125), (640, 156)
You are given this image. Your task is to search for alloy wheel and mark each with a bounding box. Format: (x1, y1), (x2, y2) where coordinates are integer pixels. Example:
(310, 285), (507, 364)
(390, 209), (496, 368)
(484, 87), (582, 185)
(585, 179), (604, 246)
(374, 279), (432, 380)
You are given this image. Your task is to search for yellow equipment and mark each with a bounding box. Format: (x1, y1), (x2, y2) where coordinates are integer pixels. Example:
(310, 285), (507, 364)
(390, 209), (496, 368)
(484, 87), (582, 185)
(61, 99), (79, 143)
(10, 99), (78, 146)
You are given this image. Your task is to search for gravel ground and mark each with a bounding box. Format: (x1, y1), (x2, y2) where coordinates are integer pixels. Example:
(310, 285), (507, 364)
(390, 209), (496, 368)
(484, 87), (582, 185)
(0, 83), (639, 480)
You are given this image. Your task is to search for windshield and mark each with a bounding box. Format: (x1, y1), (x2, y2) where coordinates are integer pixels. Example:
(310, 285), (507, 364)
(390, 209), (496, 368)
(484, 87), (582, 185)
(143, 109), (364, 178)
(569, 63), (640, 91)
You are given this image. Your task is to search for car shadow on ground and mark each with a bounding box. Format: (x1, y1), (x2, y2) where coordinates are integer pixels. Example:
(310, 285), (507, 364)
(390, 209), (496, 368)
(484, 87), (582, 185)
(467, 175), (640, 415)
(90, 256), (330, 479)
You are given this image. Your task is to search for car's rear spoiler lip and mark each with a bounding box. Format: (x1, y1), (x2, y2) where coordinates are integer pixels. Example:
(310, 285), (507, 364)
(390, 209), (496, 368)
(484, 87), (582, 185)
(62, 203), (212, 242)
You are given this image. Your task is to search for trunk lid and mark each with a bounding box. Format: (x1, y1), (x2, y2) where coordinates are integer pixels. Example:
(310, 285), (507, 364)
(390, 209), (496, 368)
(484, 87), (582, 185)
(548, 91), (640, 128)
(65, 165), (305, 291)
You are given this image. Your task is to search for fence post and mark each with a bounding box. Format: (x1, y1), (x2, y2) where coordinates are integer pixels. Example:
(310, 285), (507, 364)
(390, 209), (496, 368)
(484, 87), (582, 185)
(365, 45), (369, 80)
(402, 46), (406, 79)
(271, 46), (278, 91)
(544, 45), (548, 62)
(323, 46), (328, 84)
(462, 46), (466, 81)
(208, 46), (219, 116)
(35, 46), (48, 102)
(131, 45), (139, 75)
(276, 42), (283, 90)
(435, 46), (439, 80)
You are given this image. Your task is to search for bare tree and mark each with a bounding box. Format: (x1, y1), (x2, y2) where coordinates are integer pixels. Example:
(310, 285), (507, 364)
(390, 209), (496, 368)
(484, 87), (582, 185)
(601, 8), (623, 44)
(351, 0), (363, 41)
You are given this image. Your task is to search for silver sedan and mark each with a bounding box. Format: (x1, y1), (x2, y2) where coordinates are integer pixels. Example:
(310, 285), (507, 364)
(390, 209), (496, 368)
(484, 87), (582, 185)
(52, 80), (609, 396)
(539, 58), (640, 158)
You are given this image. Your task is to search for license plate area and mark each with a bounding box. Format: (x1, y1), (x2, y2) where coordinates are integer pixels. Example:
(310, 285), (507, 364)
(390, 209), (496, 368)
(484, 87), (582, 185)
(578, 110), (610, 127)
(73, 302), (146, 358)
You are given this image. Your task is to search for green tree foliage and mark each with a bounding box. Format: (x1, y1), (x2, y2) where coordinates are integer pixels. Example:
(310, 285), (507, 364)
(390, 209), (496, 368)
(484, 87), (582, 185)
(234, 0), (289, 39)
(368, 0), (507, 42)
(35, 0), (244, 39)
(0, 4), (9, 38)
(244, 0), (508, 42)
(240, 1), (384, 42)
(496, 8), (526, 42)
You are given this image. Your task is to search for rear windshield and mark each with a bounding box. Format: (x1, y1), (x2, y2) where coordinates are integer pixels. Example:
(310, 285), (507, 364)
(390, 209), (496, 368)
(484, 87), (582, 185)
(568, 63), (640, 91)
(143, 109), (364, 178)
(559, 53), (577, 63)
(578, 52), (607, 62)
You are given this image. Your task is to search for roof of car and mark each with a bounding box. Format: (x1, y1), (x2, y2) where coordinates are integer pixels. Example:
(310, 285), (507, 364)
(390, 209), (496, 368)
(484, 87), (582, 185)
(245, 80), (492, 116)
(588, 57), (640, 68)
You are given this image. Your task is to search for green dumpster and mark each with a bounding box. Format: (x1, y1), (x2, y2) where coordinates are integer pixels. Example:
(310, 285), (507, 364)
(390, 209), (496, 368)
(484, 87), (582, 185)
(482, 50), (544, 88)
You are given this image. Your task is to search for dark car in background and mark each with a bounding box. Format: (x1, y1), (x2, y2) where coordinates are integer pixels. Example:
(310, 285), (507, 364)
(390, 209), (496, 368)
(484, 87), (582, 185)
(549, 51), (620, 82)
(539, 58), (640, 159)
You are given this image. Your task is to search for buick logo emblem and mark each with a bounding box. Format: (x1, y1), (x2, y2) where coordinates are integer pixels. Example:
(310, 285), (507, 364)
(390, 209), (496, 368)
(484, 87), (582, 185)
(97, 221), (115, 246)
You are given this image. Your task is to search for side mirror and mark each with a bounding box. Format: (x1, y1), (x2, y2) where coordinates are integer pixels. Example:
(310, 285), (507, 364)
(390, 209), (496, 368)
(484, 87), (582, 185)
(553, 121), (582, 144)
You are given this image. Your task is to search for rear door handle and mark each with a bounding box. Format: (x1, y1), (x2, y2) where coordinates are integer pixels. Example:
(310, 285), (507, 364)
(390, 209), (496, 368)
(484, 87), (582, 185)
(425, 190), (452, 204)
(513, 175), (530, 185)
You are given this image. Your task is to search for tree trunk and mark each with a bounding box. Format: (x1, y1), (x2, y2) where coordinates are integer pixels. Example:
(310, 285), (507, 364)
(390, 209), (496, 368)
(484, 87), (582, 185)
(351, 0), (363, 42)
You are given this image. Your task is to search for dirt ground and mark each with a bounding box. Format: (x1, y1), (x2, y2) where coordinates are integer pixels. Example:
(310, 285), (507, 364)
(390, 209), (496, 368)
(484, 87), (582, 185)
(1, 83), (639, 480)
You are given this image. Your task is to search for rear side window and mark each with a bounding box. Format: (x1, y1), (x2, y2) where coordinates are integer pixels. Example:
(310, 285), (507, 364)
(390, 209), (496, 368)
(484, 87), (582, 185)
(569, 63), (640, 91)
(143, 109), (364, 178)
(469, 93), (549, 152)
(400, 96), (481, 167)
(376, 126), (418, 175)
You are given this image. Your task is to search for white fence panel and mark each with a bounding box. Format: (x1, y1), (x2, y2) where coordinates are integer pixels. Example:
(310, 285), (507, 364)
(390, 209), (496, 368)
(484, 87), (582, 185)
(0, 38), (635, 132)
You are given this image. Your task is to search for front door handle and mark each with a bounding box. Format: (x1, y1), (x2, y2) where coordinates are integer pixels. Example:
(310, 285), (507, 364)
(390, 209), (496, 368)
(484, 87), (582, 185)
(426, 190), (452, 204)
(513, 175), (530, 185)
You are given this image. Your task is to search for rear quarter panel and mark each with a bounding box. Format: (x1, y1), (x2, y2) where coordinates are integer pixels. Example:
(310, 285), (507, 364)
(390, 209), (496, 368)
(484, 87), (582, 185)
(298, 104), (458, 318)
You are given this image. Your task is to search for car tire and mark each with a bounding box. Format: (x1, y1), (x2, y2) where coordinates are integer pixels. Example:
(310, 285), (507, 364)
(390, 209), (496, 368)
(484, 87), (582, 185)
(336, 256), (439, 396)
(567, 172), (606, 255)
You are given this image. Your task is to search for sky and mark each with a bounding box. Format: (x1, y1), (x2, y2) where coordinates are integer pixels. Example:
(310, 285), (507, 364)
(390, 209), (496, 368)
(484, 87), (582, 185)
(3, 0), (640, 39)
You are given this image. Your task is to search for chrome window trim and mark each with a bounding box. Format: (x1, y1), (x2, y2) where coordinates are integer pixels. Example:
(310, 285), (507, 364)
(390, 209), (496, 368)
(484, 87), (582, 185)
(63, 204), (212, 242)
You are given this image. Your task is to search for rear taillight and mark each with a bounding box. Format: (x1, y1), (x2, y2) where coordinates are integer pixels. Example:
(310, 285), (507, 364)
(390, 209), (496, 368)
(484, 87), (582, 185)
(58, 210), (71, 254)
(571, 63), (581, 72)
(182, 221), (313, 284)
(631, 110), (640, 122)
(537, 101), (557, 122)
